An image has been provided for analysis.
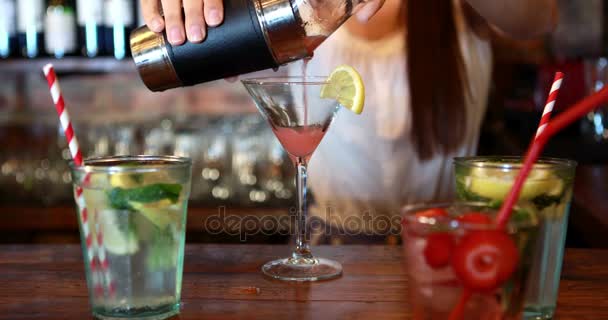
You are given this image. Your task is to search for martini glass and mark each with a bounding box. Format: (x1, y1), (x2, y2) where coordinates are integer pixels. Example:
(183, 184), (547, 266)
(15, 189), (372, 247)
(242, 76), (342, 281)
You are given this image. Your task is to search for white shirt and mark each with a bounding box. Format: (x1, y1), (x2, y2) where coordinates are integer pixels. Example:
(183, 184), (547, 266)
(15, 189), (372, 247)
(289, 3), (492, 233)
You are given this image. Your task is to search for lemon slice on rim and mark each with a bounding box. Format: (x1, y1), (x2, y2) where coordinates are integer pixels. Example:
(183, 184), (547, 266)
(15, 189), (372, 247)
(320, 65), (365, 114)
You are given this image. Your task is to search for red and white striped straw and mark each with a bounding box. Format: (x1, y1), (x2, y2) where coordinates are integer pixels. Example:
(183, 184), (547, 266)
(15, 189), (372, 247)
(43, 65), (83, 165)
(536, 72), (564, 138)
(42, 64), (114, 296)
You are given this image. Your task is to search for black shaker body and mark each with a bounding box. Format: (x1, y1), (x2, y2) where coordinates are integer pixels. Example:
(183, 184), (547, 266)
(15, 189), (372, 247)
(170, 0), (278, 85)
(130, 0), (279, 91)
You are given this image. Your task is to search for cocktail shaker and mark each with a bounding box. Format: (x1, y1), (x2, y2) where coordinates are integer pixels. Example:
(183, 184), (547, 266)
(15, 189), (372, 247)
(130, 0), (361, 91)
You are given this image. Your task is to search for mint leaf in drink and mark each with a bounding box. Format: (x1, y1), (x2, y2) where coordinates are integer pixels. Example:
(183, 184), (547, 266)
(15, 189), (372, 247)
(531, 194), (562, 210)
(108, 184), (183, 210)
(108, 189), (132, 210)
(511, 208), (535, 224)
(486, 200), (503, 210)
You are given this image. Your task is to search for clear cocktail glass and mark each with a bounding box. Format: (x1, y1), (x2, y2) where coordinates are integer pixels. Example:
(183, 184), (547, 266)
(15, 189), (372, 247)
(242, 77), (342, 281)
(70, 155), (191, 319)
(453, 156), (576, 319)
(401, 202), (540, 319)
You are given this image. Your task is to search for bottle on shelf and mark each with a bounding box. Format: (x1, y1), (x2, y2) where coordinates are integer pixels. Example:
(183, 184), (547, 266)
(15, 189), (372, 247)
(17, 0), (45, 58)
(130, 0), (366, 91)
(104, 0), (136, 60)
(76, 0), (105, 57)
(0, 0), (17, 58)
(45, 0), (78, 58)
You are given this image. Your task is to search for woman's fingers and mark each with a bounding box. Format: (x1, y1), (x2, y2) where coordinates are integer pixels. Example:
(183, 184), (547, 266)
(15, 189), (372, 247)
(204, 0), (224, 27)
(141, 0), (224, 45)
(141, 0), (165, 32)
(161, 0), (186, 45)
(184, 0), (206, 42)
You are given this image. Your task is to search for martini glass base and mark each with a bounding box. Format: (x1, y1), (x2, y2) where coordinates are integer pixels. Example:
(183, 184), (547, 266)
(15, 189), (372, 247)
(262, 257), (343, 281)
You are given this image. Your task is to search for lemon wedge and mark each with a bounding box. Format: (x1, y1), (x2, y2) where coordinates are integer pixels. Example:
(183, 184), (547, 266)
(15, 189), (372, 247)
(129, 199), (181, 229)
(110, 173), (142, 188)
(467, 165), (564, 201)
(321, 65), (365, 114)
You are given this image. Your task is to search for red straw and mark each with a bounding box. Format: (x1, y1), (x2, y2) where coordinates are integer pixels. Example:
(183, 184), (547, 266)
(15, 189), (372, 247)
(43, 64), (114, 296)
(536, 72), (563, 138)
(497, 83), (608, 227)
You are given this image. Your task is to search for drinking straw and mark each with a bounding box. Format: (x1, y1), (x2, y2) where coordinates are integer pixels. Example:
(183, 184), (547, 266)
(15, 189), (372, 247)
(496, 83), (608, 227)
(43, 64), (114, 295)
(536, 72), (564, 138)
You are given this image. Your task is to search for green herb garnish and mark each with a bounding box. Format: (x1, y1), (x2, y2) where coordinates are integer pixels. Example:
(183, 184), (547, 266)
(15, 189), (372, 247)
(108, 183), (183, 210)
(531, 194), (562, 211)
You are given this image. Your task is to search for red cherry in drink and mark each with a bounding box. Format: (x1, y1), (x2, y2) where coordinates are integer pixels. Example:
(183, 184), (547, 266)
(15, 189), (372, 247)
(424, 232), (455, 269)
(456, 212), (493, 225)
(451, 230), (519, 291)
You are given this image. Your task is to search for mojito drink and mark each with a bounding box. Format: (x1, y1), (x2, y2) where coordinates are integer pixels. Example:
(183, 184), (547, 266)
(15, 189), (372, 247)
(71, 156), (191, 320)
(454, 157), (576, 320)
(401, 203), (539, 319)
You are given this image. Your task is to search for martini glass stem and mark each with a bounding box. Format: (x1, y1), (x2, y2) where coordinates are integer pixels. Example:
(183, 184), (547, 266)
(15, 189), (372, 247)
(293, 157), (313, 260)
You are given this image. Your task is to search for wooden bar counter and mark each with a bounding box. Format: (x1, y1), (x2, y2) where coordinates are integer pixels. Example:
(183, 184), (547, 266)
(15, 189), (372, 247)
(0, 245), (606, 319)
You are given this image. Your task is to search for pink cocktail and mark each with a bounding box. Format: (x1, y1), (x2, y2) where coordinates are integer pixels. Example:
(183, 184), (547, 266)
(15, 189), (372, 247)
(401, 203), (539, 319)
(242, 76), (342, 281)
(271, 125), (326, 160)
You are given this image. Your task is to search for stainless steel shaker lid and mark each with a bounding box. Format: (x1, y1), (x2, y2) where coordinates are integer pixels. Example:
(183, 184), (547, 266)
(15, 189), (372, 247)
(130, 26), (183, 92)
(254, 0), (309, 64)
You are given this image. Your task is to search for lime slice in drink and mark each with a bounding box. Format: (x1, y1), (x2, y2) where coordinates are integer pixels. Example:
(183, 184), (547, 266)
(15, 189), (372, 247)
(320, 65), (365, 114)
(98, 209), (139, 255)
(85, 173), (109, 188)
(129, 199), (180, 229)
(467, 165), (564, 201)
(82, 189), (108, 209)
(110, 172), (144, 188)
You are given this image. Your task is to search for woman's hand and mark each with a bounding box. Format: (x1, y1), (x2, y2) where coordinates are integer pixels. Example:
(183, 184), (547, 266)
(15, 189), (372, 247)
(141, 0), (224, 46)
(140, 0), (386, 47)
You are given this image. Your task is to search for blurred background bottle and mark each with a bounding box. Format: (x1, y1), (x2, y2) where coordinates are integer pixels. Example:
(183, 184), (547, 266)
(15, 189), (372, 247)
(0, 0), (17, 58)
(76, 0), (105, 57)
(17, 0), (45, 58)
(104, 0), (135, 60)
(581, 57), (608, 142)
(45, 0), (77, 58)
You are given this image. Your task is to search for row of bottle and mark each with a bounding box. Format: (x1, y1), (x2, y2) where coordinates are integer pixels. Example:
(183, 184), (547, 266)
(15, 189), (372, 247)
(0, 0), (143, 59)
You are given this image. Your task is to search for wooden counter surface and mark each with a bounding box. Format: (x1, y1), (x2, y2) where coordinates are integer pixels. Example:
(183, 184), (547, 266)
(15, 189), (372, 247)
(0, 245), (606, 319)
